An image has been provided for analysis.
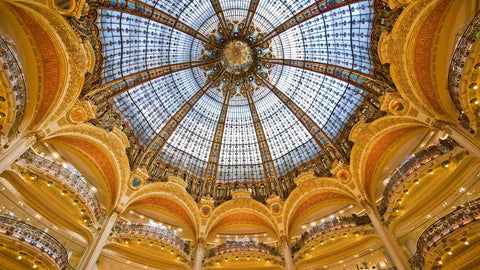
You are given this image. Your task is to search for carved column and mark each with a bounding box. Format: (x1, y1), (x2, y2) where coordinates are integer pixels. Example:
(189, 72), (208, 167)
(77, 210), (120, 270)
(281, 238), (294, 270)
(0, 134), (36, 173)
(193, 241), (204, 270)
(364, 203), (411, 270)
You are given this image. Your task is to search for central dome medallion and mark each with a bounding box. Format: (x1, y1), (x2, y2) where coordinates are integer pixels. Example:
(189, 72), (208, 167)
(200, 21), (275, 96)
(221, 40), (253, 74)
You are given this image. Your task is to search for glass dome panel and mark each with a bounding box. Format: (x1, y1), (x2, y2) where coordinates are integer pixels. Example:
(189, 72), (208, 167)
(93, 0), (376, 186)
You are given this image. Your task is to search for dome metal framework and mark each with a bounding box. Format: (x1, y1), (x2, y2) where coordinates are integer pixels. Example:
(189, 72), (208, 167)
(81, 0), (394, 203)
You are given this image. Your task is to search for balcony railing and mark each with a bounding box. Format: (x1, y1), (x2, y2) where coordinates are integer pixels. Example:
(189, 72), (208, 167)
(0, 35), (28, 140)
(448, 10), (480, 111)
(409, 198), (480, 270)
(112, 223), (190, 255)
(204, 242), (281, 259)
(0, 215), (74, 270)
(378, 138), (458, 216)
(21, 150), (105, 223)
(292, 215), (371, 254)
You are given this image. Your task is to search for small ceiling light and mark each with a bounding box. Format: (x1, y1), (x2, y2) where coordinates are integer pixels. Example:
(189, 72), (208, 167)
(17, 255), (22, 260)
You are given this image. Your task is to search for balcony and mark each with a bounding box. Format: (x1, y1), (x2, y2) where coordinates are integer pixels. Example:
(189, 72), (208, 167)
(0, 214), (74, 270)
(0, 34), (28, 140)
(111, 223), (191, 258)
(205, 242), (281, 258)
(292, 215), (372, 254)
(203, 241), (283, 267)
(20, 150), (105, 224)
(377, 138), (458, 216)
(409, 198), (480, 269)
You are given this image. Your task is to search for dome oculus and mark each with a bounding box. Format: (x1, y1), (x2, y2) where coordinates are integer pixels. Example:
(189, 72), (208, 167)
(221, 40), (253, 74)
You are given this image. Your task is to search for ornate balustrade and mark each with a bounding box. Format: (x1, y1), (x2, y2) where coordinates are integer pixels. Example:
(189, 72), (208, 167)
(448, 10), (480, 111)
(204, 242), (281, 259)
(409, 198), (480, 270)
(20, 150), (105, 223)
(377, 138), (459, 216)
(292, 215), (371, 254)
(0, 215), (74, 270)
(0, 35), (28, 140)
(111, 223), (190, 255)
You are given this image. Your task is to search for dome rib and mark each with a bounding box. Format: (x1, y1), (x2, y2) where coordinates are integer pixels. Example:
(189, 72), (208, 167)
(241, 0), (260, 38)
(209, 0), (230, 40)
(86, 61), (210, 105)
(140, 69), (226, 168)
(260, 59), (391, 96)
(256, 0), (365, 45)
(245, 89), (278, 190)
(205, 91), (232, 189)
(93, 0), (221, 49)
(255, 72), (344, 162)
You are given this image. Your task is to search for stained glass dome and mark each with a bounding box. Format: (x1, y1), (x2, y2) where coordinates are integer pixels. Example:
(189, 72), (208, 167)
(90, 0), (375, 186)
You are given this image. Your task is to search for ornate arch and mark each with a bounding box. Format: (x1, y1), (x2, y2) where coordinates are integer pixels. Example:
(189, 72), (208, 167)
(205, 197), (279, 241)
(349, 116), (430, 204)
(125, 183), (201, 239)
(379, 0), (466, 122)
(0, 1), (91, 135)
(284, 177), (358, 237)
(44, 124), (130, 211)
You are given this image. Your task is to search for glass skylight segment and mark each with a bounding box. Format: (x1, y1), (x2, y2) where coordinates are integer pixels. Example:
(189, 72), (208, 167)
(254, 92), (312, 160)
(98, 10), (195, 85)
(160, 93), (222, 177)
(113, 69), (202, 145)
(177, 0), (215, 30)
(254, 0), (317, 30)
(273, 139), (321, 176)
